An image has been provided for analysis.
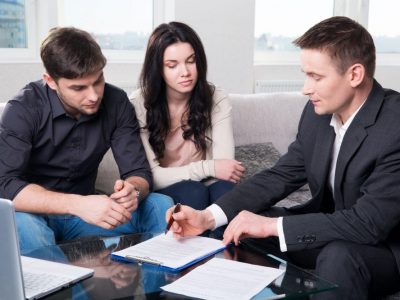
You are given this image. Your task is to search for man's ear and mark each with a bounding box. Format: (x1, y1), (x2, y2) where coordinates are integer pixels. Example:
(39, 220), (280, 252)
(43, 73), (58, 90)
(348, 63), (365, 88)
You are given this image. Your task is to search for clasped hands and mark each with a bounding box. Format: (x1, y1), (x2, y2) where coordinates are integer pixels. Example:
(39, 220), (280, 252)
(77, 179), (139, 230)
(166, 205), (278, 245)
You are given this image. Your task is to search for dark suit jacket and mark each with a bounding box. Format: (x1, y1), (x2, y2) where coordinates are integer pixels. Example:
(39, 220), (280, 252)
(216, 80), (400, 272)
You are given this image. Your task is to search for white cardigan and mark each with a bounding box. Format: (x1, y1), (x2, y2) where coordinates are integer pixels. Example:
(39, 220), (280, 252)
(130, 87), (235, 190)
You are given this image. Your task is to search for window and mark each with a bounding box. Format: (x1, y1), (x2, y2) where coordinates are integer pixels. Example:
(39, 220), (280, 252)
(0, 0), (36, 60)
(0, 0), (158, 62)
(368, 0), (400, 53)
(254, 0), (334, 63)
(255, 0), (400, 64)
(0, 0), (26, 48)
(57, 0), (153, 61)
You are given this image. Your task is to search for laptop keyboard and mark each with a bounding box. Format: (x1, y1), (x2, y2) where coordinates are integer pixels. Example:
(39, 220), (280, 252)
(24, 271), (71, 291)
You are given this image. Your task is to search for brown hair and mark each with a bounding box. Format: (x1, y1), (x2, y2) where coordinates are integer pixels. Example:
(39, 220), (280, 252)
(40, 27), (106, 81)
(293, 16), (375, 78)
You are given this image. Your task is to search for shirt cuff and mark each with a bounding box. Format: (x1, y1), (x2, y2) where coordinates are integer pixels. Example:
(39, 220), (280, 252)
(277, 217), (288, 252)
(206, 204), (228, 230)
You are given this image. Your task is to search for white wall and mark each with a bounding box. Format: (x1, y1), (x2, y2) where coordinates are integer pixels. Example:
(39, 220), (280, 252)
(0, 63), (43, 102)
(374, 66), (400, 92)
(173, 0), (255, 93)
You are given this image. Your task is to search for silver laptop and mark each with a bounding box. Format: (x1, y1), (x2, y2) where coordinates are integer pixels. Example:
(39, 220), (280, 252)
(0, 198), (94, 300)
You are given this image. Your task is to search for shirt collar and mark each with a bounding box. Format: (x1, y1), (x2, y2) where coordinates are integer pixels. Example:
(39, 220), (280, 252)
(330, 99), (367, 135)
(47, 83), (67, 119)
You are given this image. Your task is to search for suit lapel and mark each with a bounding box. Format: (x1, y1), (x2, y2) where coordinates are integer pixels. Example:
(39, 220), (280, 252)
(334, 127), (367, 208)
(311, 120), (335, 189)
(334, 80), (385, 208)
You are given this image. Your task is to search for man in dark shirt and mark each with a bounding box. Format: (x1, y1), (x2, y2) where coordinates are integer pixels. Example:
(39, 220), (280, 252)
(0, 27), (173, 254)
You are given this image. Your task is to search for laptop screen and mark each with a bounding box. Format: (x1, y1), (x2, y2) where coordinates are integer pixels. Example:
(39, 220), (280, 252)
(0, 198), (94, 300)
(0, 198), (26, 300)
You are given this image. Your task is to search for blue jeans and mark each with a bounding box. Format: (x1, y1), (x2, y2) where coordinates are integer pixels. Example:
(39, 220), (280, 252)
(156, 180), (235, 210)
(16, 193), (173, 255)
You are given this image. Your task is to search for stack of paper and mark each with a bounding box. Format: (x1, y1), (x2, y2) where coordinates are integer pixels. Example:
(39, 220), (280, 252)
(161, 257), (284, 300)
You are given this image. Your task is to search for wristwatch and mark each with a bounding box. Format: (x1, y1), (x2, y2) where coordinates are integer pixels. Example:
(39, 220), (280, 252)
(134, 187), (140, 200)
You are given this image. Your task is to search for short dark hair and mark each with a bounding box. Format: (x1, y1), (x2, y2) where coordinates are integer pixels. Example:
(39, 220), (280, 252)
(293, 16), (376, 79)
(40, 27), (106, 80)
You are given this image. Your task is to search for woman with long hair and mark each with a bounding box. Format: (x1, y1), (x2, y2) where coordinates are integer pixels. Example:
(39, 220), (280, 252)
(131, 21), (244, 210)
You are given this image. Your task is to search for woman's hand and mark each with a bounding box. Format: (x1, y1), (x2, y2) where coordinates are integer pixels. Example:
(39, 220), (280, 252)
(214, 159), (245, 183)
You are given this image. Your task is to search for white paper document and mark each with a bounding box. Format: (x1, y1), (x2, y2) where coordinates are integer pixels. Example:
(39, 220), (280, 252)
(161, 257), (285, 300)
(111, 233), (225, 271)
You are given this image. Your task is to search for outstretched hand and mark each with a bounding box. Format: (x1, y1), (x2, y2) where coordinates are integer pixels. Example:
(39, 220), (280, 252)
(222, 210), (278, 246)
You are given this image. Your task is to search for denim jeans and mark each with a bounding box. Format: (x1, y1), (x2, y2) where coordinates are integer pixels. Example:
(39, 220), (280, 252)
(16, 192), (173, 255)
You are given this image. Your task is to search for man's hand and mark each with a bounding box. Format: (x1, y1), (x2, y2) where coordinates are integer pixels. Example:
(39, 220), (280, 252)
(72, 195), (132, 229)
(222, 211), (278, 246)
(13, 183), (132, 230)
(110, 179), (139, 212)
(166, 205), (215, 237)
(214, 159), (245, 183)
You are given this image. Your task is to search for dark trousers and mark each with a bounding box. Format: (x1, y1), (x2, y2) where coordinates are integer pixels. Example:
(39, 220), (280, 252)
(156, 180), (235, 210)
(250, 207), (400, 300)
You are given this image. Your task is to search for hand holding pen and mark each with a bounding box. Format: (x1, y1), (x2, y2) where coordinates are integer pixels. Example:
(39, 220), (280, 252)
(164, 203), (216, 237)
(165, 203), (181, 234)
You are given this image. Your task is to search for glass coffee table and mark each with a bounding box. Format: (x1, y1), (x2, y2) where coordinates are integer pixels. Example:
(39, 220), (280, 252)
(25, 233), (337, 299)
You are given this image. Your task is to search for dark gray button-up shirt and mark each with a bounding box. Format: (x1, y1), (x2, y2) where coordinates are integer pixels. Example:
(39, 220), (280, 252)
(0, 80), (152, 199)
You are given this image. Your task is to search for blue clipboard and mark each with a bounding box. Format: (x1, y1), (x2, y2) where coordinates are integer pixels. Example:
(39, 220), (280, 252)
(111, 235), (227, 272)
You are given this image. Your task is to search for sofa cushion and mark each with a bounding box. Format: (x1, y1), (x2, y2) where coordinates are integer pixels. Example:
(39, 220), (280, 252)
(235, 142), (310, 207)
(235, 142), (280, 181)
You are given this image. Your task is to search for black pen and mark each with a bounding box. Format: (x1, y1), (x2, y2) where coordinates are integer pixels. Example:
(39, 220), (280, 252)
(165, 203), (181, 234)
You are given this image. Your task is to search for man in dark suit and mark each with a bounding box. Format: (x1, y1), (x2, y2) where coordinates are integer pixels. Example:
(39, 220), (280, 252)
(167, 16), (400, 299)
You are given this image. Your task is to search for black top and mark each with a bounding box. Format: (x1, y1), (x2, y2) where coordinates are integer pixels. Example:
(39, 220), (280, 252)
(0, 80), (152, 199)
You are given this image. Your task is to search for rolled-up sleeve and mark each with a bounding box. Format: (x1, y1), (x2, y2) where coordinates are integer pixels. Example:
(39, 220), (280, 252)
(0, 101), (33, 199)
